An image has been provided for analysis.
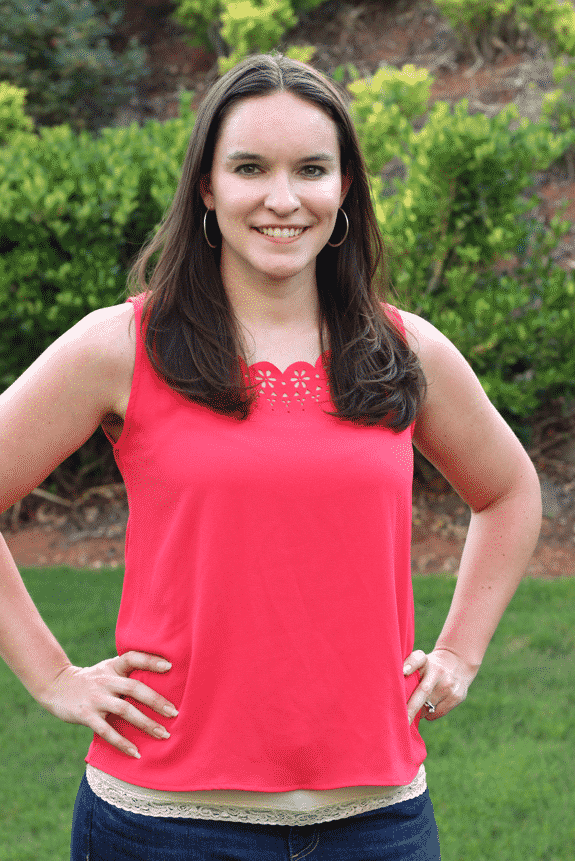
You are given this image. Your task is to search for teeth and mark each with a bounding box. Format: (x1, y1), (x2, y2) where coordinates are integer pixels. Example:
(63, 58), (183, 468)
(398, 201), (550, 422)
(258, 227), (305, 238)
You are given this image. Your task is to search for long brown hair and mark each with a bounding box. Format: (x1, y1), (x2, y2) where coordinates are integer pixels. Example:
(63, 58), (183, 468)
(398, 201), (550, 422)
(127, 52), (426, 429)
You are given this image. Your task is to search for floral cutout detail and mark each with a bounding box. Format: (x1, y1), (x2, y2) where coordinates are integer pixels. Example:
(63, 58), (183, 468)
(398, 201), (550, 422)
(241, 353), (329, 413)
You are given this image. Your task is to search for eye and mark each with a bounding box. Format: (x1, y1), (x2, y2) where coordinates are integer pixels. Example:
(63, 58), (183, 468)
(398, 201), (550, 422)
(236, 164), (261, 175)
(302, 164), (325, 179)
(301, 165), (326, 177)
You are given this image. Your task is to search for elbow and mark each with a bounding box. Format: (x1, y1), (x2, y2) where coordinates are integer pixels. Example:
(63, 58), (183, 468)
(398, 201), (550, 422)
(473, 453), (542, 526)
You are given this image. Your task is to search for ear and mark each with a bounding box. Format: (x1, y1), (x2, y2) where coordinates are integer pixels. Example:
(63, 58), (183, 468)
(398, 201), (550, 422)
(199, 174), (214, 209)
(340, 166), (353, 206)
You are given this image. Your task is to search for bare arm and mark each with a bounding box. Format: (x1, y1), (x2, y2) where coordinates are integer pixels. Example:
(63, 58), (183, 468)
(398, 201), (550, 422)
(0, 304), (177, 757)
(400, 311), (542, 723)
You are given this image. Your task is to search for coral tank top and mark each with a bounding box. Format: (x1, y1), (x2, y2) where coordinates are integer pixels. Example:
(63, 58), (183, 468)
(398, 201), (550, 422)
(86, 293), (427, 792)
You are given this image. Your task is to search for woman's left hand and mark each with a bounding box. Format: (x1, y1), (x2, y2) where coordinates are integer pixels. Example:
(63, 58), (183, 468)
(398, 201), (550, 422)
(404, 648), (480, 724)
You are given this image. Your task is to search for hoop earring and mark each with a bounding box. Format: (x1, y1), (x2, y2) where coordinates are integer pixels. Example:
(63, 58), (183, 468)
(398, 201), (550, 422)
(204, 209), (219, 249)
(327, 208), (349, 247)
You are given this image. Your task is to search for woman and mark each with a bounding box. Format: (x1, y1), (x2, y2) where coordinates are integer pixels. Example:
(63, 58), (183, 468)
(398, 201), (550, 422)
(0, 53), (541, 860)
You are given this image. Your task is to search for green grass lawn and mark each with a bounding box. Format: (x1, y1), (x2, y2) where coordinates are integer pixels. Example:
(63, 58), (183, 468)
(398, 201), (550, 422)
(0, 568), (574, 860)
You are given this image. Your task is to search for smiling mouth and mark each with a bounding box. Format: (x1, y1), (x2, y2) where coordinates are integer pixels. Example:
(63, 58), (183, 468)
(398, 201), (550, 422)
(254, 227), (307, 238)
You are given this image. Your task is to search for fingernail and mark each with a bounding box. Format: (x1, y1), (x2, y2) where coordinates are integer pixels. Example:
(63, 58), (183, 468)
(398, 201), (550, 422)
(129, 748), (141, 759)
(153, 727), (170, 739)
(403, 664), (411, 674)
(163, 705), (178, 717)
(157, 661), (172, 671)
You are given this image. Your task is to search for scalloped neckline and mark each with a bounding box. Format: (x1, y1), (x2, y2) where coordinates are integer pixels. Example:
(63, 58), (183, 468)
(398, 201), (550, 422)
(240, 350), (330, 375)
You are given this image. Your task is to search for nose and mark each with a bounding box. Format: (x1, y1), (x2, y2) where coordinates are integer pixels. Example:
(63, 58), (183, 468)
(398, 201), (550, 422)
(264, 171), (300, 215)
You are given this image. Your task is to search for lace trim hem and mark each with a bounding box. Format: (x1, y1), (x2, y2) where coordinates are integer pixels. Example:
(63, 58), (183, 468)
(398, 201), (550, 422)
(86, 764), (427, 825)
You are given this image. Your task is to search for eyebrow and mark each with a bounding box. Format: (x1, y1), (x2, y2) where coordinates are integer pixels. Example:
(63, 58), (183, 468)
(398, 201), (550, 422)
(226, 150), (336, 163)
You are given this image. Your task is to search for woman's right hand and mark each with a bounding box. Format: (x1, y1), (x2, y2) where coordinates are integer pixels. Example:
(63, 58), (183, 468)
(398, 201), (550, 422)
(37, 651), (178, 759)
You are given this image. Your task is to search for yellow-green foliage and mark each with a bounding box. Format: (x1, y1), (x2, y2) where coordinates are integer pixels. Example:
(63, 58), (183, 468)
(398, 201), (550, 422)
(173, 0), (222, 50)
(348, 64), (431, 174)
(435, 0), (575, 58)
(284, 45), (316, 64)
(2, 49), (575, 425)
(436, 0), (575, 186)
(0, 81), (33, 144)
(174, 0), (324, 63)
(434, 0), (513, 34)
(365, 89), (575, 419)
(542, 55), (575, 138)
(517, 0), (575, 57)
(346, 61), (575, 420)
(218, 0), (297, 74)
(0, 92), (194, 390)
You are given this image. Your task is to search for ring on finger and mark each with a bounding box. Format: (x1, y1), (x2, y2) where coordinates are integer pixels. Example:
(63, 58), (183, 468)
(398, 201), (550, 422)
(424, 700), (436, 714)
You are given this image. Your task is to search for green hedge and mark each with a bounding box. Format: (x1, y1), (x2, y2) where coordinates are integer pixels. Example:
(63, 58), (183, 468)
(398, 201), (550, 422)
(173, 0), (321, 72)
(347, 63), (575, 422)
(0, 92), (194, 389)
(434, 0), (575, 59)
(0, 79), (33, 144)
(364, 89), (575, 422)
(2, 67), (575, 431)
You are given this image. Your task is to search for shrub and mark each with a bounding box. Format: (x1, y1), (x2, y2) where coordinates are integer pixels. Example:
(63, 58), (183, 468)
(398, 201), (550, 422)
(348, 64), (432, 175)
(284, 44), (316, 64)
(0, 0), (148, 131)
(173, 0), (324, 63)
(3, 55), (575, 437)
(540, 57), (575, 180)
(366, 93), (575, 425)
(218, 0), (297, 74)
(173, 0), (221, 51)
(542, 57), (575, 141)
(515, 0), (575, 57)
(434, 0), (575, 60)
(0, 92), (195, 390)
(0, 80), (33, 144)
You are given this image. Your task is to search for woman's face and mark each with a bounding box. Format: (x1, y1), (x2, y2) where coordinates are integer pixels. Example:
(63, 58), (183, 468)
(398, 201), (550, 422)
(200, 90), (351, 288)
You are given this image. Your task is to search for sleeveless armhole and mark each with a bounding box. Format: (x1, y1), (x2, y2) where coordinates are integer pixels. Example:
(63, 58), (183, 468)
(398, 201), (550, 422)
(384, 303), (416, 439)
(102, 295), (145, 453)
(385, 303), (406, 339)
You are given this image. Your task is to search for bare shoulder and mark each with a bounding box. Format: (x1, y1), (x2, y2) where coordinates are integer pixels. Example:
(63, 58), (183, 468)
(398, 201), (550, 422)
(396, 309), (460, 377)
(0, 302), (137, 510)
(395, 309), (537, 512)
(64, 301), (136, 367)
(54, 301), (138, 425)
(396, 307), (499, 423)
(397, 308), (489, 405)
(1, 301), (136, 402)
(44, 301), (136, 409)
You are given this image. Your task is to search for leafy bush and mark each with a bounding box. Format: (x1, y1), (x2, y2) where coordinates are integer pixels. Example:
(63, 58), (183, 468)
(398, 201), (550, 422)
(173, 0), (221, 51)
(0, 0), (148, 131)
(515, 0), (575, 57)
(2, 53), (575, 435)
(173, 0), (324, 65)
(540, 56), (575, 181)
(0, 92), (195, 390)
(435, 0), (575, 60)
(542, 57), (575, 137)
(348, 64), (432, 175)
(218, 0), (297, 74)
(0, 80), (33, 144)
(366, 92), (575, 424)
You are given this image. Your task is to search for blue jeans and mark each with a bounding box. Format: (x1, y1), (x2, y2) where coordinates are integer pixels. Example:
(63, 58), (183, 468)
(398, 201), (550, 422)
(71, 773), (440, 860)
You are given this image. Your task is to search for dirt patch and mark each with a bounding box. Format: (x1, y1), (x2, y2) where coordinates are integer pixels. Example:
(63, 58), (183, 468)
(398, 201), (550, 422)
(4, 449), (574, 576)
(5, 486), (574, 576)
